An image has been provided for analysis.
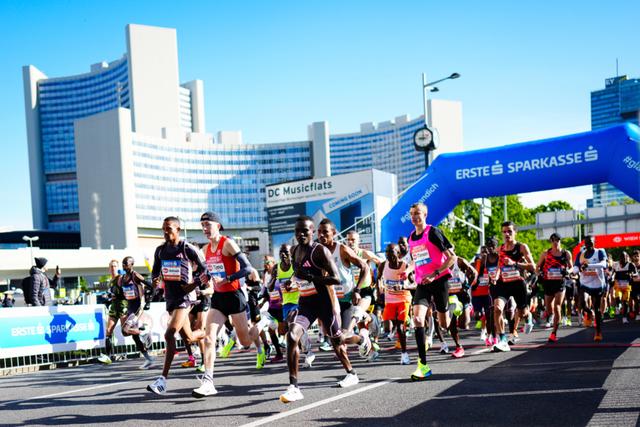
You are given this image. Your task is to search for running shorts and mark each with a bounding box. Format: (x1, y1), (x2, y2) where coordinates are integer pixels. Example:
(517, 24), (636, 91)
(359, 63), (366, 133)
(211, 290), (248, 317)
(491, 280), (528, 310)
(291, 294), (342, 339)
(108, 299), (127, 319)
(613, 284), (631, 302)
(543, 280), (565, 297)
(191, 295), (211, 314)
(382, 301), (410, 322)
(413, 274), (450, 313)
(268, 307), (283, 323)
(472, 294), (491, 316)
(282, 303), (298, 323)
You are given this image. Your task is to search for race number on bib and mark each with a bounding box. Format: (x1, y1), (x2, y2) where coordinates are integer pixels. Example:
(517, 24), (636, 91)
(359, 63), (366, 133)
(295, 278), (317, 297)
(385, 279), (404, 292)
(122, 285), (137, 300)
(447, 277), (463, 292)
(583, 267), (598, 277)
(162, 260), (181, 282)
(478, 275), (489, 287)
(546, 268), (563, 281)
(501, 265), (522, 282)
(207, 261), (227, 279)
(412, 245), (432, 267)
(616, 280), (629, 289)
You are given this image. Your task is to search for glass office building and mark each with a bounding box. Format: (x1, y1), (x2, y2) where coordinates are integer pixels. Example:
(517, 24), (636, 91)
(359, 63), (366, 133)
(589, 75), (640, 207)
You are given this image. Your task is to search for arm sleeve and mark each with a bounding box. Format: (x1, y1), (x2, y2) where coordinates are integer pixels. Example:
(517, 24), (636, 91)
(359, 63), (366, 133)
(186, 243), (208, 276)
(428, 227), (453, 252)
(227, 252), (253, 282)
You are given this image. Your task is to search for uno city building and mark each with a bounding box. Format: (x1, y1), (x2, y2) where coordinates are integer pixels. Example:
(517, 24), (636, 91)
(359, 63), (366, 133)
(23, 24), (462, 261)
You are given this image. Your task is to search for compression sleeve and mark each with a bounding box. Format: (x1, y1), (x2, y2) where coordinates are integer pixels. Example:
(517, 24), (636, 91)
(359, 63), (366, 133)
(227, 252), (253, 282)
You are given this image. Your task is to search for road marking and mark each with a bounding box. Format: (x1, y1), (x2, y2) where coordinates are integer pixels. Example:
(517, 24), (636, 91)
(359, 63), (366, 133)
(1, 378), (147, 407)
(240, 378), (397, 427)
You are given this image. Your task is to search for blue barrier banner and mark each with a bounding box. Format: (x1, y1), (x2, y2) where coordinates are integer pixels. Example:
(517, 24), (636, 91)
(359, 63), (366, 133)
(0, 305), (106, 358)
(381, 124), (640, 249)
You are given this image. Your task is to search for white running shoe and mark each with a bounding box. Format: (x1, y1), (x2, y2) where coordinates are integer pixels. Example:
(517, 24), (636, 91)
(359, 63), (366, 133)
(492, 340), (511, 352)
(427, 335), (433, 347)
(508, 334), (519, 345)
(303, 351), (316, 368)
(338, 372), (359, 388)
(401, 352), (411, 365)
(279, 385), (304, 403)
(319, 341), (333, 352)
(97, 353), (112, 364)
(143, 332), (153, 349)
(358, 333), (372, 358)
(439, 342), (449, 354)
(192, 376), (218, 398)
(146, 376), (167, 395)
(139, 356), (154, 370)
(480, 329), (487, 341)
(524, 322), (534, 334)
(622, 317), (629, 324)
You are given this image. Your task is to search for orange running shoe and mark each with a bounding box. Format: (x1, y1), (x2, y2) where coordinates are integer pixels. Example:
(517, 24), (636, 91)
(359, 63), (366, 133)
(181, 357), (196, 368)
(548, 333), (557, 343)
(594, 332), (602, 342)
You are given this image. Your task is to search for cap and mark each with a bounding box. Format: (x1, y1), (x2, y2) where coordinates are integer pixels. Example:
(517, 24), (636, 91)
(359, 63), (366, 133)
(200, 211), (224, 230)
(34, 257), (48, 269)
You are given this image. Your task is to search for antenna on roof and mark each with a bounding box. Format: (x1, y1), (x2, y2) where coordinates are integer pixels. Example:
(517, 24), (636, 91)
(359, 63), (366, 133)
(616, 58), (619, 77)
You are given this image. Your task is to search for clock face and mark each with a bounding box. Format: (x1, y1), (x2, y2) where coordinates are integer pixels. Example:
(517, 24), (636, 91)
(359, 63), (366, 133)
(413, 127), (433, 149)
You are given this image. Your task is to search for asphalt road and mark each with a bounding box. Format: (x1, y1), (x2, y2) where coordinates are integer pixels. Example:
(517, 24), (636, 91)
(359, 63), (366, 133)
(1, 319), (639, 427)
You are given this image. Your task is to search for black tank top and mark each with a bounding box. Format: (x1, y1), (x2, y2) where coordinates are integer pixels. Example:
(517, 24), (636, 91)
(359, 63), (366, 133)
(293, 243), (327, 297)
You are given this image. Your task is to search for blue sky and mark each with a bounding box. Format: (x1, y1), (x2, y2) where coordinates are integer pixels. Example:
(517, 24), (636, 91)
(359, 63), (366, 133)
(2, 0), (639, 230)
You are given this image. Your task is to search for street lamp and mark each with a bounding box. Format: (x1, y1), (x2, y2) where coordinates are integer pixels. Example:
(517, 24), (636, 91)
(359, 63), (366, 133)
(413, 72), (461, 168)
(22, 235), (39, 266)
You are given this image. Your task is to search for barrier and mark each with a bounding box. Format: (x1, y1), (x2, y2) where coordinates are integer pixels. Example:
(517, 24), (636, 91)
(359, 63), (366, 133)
(381, 124), (640, 249)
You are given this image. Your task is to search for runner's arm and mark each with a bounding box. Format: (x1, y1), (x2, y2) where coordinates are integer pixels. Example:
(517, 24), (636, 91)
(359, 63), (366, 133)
(518, 243), (536, 273)
(342, 244), (370, 292)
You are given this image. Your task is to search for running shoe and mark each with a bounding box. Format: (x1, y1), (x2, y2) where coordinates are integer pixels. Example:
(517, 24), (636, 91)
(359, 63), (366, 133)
(566, 318), (572, 326)
(410, 361), (432, 381)
(367, 351), (380, 362)
(480, 329), (487, 342)
(548, 332), (557, 343)
(439, 342), (449, 354)
(338, 372), (359, 388)
(147, 376), (167, 395)
(385, 332), (396, 342)
(475, 320), (483, 329)
(219, 338), (235, 358)
(544, 321), (552, 329)
(195, 364), (205, 373)
(192, 376), (218, 398)
(594, 332), (603, 342)
(140, 356), (154, 370)
(319, 341), (333, 352)
(583, 317), (592, 327)
(358, 333), (372, 358)
(394, 340), (402, 350)
(97, 353), (112, 365)
(508, 333), (519, 345)
(271, 354), (284, 363)
(256, 349), (266, 370)
(182, 356), (196, 368)
(622, 317), (629, 324)
(426, 335), (433, 347)
(451, 347), (465, 358)
(492, 340), (511, 352)
(279, 385), (304, 403)
(303, 351), (315, 367)
(484, 337), (492, 347)
(372, 341), (380, 352)
(143, 332), (153, 349)
(524, 322), (534, 334)
(400, 352), (411, 365)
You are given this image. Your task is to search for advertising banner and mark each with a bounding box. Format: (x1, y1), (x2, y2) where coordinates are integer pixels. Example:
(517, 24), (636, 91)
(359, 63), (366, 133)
(0, 305), (106, 358)
(382, 124), (640, 249)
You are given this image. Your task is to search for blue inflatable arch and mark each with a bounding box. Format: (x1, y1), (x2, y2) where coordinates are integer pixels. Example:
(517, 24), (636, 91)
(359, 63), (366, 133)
(381, 123), (640, 249)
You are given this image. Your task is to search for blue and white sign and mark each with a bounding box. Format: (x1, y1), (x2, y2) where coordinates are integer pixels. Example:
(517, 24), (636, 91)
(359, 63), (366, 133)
(382, 124), (640, 249)
(0, 305), (106, 358)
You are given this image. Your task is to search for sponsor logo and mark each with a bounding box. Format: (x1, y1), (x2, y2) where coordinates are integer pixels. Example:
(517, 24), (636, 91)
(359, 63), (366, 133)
(613, 236), (622, 243)
(455, 146), (599, 180)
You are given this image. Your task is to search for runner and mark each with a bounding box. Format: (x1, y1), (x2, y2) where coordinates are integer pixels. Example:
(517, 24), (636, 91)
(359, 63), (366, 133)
(192, 212), (268, 398)
(317, 219), (372, 359)
(492, 221), (535, 352)
(279, 216), (360, 403)
(181, 265), (211, 372)
(446, 254), (477, 358)
(574, 235), (608, 341)
(475, 238), (500, 346)
(612, 252), (637, 324)
(97, 260), (127, 364)
(407, 202), (456, 380)
(118, 256), (155, 369)
(630, 250), (640, 320)
(536, 233), (573, 342)
(378, 243), (414, 364)
(146, 217), (210, 395)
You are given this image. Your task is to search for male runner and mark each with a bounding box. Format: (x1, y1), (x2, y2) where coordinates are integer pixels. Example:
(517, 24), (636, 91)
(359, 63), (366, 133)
(475, 238), (500, 345)
(192, 212), (268, 398)
(536, 233), (573, 342)
(574, 236), (608, 341)
(317, 219), (372, 358)
(630, 250), (640, 320)
(612, 252), (636, 324)
(147, 217), (210, 395)
(98, 260), (127, 364)
(279, 216), (360, 403)
(407, 203), (457, 380)
(118, 256), (155, 369)
(446, 254), (477, 357)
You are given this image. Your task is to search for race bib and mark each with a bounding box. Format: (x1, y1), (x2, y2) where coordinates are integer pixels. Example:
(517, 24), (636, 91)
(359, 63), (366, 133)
(334, 284), (345, 299)
(447, 277), (463, 292)
(122, 285), (137, 300)
(501, 265), (522, 282)
(412, 245), (432, 267)
(207, 261), (227, 279)
(546, 268), (563, 281)
(616, 280), (629, 289)
(161, 260), (181, 282)
(478, 275), (489, 287)
(385, 279), (404, 292)
(269, 290), (281, 301)
(487, 266), (498, 281)
(295, 278), (317, 297)
(583, 267), (598, 277)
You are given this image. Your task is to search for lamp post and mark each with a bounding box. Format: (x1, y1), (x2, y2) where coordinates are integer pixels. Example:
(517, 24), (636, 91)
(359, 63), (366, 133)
(414, 72), (461, 168)
(22, 235), (39, 266)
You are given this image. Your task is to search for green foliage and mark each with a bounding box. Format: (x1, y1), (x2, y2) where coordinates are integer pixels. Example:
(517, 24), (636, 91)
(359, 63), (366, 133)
(442, 196), (579, 261)
(78, 277), (89, 293)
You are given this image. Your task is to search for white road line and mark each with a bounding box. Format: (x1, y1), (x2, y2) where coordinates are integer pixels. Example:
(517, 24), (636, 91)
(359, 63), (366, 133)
(1, 378), (147, 407)
(240, 379), (397, 427)
(471, 348), (492, 355)
(430, 387), (602, 400)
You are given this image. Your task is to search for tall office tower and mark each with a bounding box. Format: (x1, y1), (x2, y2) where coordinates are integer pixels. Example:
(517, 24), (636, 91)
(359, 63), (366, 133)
(589, 75), (640, 207)
(23, 24), (205, 232)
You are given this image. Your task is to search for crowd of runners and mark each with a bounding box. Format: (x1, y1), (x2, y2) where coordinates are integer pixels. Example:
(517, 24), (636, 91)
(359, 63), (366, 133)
(96, 204), (640, 402)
